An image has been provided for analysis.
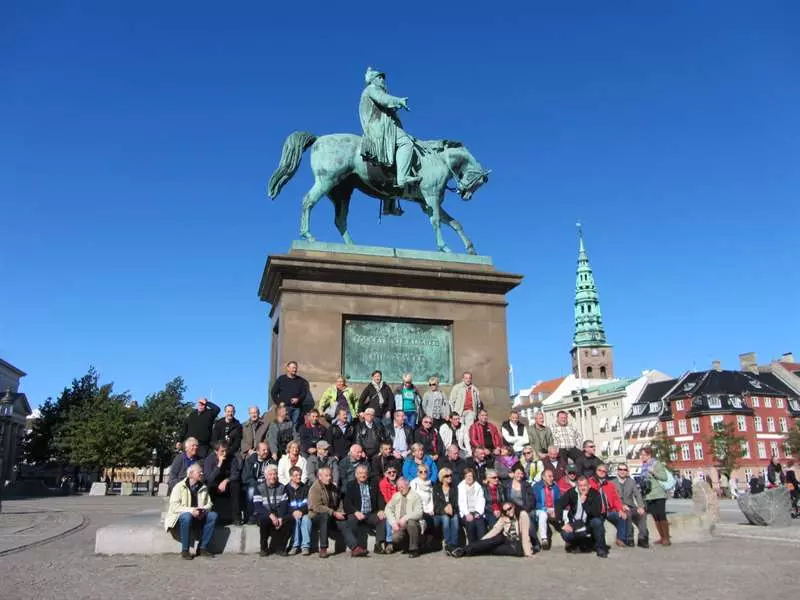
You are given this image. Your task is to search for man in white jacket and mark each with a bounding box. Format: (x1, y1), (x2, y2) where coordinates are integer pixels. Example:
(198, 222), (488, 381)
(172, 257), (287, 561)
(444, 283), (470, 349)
(385, 478), (424, 557)
(439, 412), (472, 458)
(501, 411), (529, 455)
(164, 463), (218, 559)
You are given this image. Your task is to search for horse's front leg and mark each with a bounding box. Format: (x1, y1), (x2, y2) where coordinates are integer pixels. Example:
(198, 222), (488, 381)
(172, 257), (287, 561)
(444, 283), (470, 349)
(422, 190), (450, 252)
(439, 206), (477, 254)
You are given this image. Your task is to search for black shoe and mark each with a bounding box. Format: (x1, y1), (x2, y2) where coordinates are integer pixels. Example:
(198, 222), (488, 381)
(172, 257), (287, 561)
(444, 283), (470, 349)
(408, 550), (420, 558)
(626, 541), (635, 548)
(373, 542), (385, 554)
(597, 549), (609, 558)
(181, 550), (193, 560)
(542, 539), (551, 551)
(259, 550), (270, 557)
(277, 550), (289, 557)
(638, 539), (650, 549)
(451, 547), (465, 558)
(196, 548), (214, 558)
(564, 544), (577, 554)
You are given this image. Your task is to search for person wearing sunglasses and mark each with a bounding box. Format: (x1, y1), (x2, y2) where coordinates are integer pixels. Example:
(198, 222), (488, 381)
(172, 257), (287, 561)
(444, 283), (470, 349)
(433, 467), (460, 552)
(589, 462), (628, 548)
(575, 439), (602, 478)
(378, 466), (399, 552)
(450, 502), (534, 558)
(613, 463), (649, 548)
(421, 377), (449, 429)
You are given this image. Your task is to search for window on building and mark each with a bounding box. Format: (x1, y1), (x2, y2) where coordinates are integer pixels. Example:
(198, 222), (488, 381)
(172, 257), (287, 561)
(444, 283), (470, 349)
(710, 415), (724, 430)
(770, 442), (780, 458)
(737, 415), (747, 432)
(757, 442), (767, 459)
(785, 442), (792, 457)
(633, 405), (645, 416)
(600, 366), (607, 377)
(730, 397), (743, 409)
(740, 441), (750, 459)
(694, 443), (704, 460)
(678, 420), (687, 435)
(767, 417), (775, 433)
(754, 416), (763, 432)
(691, 418), (700, 433)
(752, 397), (760, 408)
(676, 399), (684, 411)
(764, 397), (772, 408)
(669, 446), (678, 461)
(744, 468), (753, 482)
(648, 402), (660, 413)
(776, 398), (784, 409)
(681, 444), (691, 461)
(666, 421), (675, 436)
(600, 403), (608, 411)
(708, 396), (722, 409)
(586, 367), (593, 377)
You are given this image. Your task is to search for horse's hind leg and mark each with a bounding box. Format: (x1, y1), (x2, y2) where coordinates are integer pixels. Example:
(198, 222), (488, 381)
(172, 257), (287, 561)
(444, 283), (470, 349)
(299, 178), (330, 241)
(329, 184), (355, 245)
(439, 206), (477, 254)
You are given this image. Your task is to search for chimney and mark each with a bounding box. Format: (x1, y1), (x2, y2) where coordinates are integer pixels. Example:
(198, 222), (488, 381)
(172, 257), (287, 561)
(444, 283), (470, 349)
(781, 352), (795, 364)
(739, 352), (759, 374)
(712, 360), (722, 372)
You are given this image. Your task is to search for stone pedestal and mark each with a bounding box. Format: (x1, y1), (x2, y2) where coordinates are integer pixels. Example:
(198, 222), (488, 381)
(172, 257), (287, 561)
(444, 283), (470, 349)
(259, 244), (523, 421)
(89, 482), (107, 496)
(119, 482), (134, 496)
(157, 483), (169, 497)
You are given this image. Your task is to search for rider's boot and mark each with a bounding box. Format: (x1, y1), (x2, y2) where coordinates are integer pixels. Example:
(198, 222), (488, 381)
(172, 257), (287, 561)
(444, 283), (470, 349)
(382, 198), (404, 216)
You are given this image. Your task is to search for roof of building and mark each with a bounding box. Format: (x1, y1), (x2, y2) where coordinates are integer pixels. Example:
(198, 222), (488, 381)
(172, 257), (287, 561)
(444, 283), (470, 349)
(780, 361), (800, 373)
(755, 372), (800, 417)
(0, 358), (26, 378)
(666, 369), (786, 401)
(625, 379), (678, 420)
(572, 225), (609, 348)
(585, 377), (637, 395)
(531, 377), (567, 395)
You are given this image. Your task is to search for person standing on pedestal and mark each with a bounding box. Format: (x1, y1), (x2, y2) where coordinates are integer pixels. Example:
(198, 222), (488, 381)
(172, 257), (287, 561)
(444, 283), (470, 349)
(240, 406), (268, 459)
(210, 404), (242, 457)
(270, 361), (311, 430)
(395, 373), (422, 430)
(319, 376), (358, 423)
(421, 377), (449, 429)
(449, 372), (482, 429)
(358, 370), (395, 427)
(551, 410), (582, 464)
(178, 397), (220, 459)
(527, 411), (554, 460)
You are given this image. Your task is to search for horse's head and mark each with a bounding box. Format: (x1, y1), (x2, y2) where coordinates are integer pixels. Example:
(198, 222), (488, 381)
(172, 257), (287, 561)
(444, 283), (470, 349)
(444, 141), (491, 201)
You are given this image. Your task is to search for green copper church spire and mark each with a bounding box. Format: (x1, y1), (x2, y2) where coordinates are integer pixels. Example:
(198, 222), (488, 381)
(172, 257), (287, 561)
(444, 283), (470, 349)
(573, 223), (609, 347)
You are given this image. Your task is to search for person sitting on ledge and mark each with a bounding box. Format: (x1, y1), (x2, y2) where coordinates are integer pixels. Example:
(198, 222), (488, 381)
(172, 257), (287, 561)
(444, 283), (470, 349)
(203, 440), (243, 525)
(253, 464), (291, 557)
(168, 437), (200, 493)
(555, 475), (608, 558)
(164, 463), (218, 560)
(403, 442), (439, 483)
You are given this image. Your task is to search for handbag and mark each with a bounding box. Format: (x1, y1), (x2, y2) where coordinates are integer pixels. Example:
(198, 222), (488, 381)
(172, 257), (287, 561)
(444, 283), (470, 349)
(570, 519), (588, 536)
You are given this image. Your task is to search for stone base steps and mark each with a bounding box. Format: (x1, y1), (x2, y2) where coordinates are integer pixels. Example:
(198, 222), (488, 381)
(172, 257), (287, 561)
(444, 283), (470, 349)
(95, 510), (712, 555)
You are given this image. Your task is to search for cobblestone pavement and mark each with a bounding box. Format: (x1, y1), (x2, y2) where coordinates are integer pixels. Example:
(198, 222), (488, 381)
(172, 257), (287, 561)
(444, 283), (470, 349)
(1, 496), (798, 600)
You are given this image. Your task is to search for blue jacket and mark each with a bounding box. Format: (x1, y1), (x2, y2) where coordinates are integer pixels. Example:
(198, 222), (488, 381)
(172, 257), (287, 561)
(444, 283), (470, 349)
(253, 481), (288, 519)
(402, 455), (439, 483)
(532, 480), (561, 511)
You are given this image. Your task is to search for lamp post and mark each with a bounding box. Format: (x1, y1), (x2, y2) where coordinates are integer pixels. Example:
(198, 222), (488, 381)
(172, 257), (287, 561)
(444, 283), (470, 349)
(0, 388), (15, 513)
(148, 447), (157, 496)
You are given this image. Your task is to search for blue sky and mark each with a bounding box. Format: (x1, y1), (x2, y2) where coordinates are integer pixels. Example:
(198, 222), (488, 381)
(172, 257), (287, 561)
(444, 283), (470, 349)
(2, 2), (798, 415)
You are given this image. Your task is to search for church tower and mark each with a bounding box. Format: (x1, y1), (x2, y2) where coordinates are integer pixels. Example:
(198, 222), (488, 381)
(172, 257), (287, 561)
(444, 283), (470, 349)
(570, 224), (614, 379)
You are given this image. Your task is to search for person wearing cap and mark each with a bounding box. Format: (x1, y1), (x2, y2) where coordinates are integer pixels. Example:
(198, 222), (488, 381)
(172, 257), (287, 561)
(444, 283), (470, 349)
(359, 66), (418, 213)
(557, 464), (579, 494)
(307, 440), (339, 485)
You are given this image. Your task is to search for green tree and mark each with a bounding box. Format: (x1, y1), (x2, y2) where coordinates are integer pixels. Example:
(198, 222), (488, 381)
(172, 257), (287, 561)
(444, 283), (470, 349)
(24, 368), (100, 464)
(139, 377), (190, 480)
(649, 430), (675, 467)
(707, 421), (746, 479)
(58, 383), (134, 471)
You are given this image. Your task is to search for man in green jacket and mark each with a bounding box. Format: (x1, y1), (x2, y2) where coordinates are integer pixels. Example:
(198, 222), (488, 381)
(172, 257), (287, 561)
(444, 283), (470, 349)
(639, 446), (670, 546)
(527, 411), (553, 460)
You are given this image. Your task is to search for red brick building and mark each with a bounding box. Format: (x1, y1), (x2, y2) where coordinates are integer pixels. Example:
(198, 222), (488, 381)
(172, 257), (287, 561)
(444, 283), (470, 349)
(640, 366), (800, 484)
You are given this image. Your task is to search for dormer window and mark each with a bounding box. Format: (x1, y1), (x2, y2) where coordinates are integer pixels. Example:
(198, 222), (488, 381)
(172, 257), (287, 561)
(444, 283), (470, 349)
(730, 397), (743, 409)
(683, 382), (696, 392)
(707, 396), (722, 409)
(649, 402), (661, 413)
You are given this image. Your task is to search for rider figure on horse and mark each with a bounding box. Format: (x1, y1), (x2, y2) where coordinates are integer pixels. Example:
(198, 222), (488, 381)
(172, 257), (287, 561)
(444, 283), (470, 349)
(359, 66), (418, 216)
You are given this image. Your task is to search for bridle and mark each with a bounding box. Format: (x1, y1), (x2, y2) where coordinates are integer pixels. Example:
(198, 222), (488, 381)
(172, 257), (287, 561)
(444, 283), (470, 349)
(413, 140), (489, 198)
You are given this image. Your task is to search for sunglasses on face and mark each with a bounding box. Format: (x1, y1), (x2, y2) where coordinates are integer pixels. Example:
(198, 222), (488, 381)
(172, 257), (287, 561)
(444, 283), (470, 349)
(442, 474), (452, 478)
(386, 471), (397, 475)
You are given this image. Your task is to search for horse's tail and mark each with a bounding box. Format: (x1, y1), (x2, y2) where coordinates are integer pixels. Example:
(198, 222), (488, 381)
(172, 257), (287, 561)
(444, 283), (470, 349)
(267, 131), (317, 199)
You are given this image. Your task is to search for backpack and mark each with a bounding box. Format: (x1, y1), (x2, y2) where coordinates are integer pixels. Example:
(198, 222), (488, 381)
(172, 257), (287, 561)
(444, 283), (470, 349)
(660, 469), (676, 492)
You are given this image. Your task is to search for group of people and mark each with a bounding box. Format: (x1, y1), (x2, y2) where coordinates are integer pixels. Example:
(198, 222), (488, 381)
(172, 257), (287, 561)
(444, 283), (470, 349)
(165, 362), (673, 559)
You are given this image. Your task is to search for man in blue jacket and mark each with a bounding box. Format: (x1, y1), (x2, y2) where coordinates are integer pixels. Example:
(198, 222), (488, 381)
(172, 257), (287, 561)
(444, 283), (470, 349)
(533, 468), (561, 550)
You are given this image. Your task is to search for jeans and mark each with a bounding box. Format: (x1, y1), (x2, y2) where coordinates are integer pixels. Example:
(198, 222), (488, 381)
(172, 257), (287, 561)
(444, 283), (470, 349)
(404, 411), (417, 430)
(605, 511), (628, 542)
(463, 515), (486, 543)
(434, 514), (460, 547)
(291, 514), (312, 549)
(177, 510), (218, 552)
(560, 516), (607, 552)
(288, 407), (301, 429)
(625, 506), (649, 543)
(245, 485), (257, 520)
(385, 520), (393, 543)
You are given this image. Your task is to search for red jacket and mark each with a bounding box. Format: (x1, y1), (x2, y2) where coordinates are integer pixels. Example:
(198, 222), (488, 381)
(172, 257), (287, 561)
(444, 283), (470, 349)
(469, 421), (503, 450)
(557, 475), (576, 494)
(378, 477), (397, 504)
(589, 477), (624, 513)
